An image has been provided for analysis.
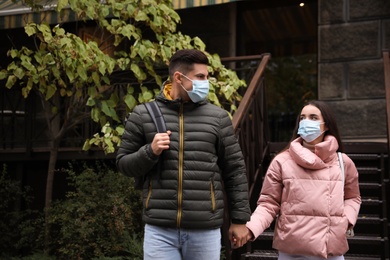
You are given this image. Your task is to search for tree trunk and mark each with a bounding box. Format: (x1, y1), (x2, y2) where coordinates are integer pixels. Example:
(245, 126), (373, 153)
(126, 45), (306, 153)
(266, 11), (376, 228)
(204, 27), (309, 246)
(44, 142), (60, 253)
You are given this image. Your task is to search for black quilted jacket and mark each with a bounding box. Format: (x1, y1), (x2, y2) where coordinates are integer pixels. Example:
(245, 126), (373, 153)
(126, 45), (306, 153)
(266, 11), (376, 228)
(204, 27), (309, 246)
(116, 87), (251, 229)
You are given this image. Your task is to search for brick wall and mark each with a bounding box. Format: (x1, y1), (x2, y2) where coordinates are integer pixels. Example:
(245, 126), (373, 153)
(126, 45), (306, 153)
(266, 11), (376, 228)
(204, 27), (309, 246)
(318, 0), (390, 140)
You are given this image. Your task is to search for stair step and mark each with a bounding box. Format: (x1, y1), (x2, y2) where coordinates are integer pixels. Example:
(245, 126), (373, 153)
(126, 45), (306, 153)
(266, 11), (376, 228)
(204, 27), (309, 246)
(357, 167), (382, 183)
(354, 216), (386, 235)
(358, 215), (385, 223)
(347, 154), (381, 160)
(357, 167), (381, 174)
(347, 235), (386, 243)
(359, 183), (382, 189)
(256, 231), (273, 240)
(361, 198), (383, 205)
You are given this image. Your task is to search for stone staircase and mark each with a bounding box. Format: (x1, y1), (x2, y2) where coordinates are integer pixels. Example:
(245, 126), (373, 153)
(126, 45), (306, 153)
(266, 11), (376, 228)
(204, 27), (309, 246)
(238, 142), (389, 260)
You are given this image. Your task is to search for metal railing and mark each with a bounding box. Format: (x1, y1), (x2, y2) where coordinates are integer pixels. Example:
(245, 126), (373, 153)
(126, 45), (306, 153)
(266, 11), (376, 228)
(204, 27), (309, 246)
(220, 53), (271, 260)
(231, 53), (271, 199)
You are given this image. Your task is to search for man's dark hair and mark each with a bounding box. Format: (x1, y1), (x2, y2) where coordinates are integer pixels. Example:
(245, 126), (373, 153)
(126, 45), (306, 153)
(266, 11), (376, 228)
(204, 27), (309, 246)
(168, 49), (209, 79)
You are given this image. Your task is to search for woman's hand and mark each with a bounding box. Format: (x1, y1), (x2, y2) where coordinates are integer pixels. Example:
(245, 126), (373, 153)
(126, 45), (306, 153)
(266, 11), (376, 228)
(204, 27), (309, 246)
(229, 224), (254, 248)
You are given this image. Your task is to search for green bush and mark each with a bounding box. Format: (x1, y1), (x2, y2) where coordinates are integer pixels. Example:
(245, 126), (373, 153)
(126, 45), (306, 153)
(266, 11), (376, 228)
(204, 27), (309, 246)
(0, 164), (45, 258)
(47, 161), (143, 260)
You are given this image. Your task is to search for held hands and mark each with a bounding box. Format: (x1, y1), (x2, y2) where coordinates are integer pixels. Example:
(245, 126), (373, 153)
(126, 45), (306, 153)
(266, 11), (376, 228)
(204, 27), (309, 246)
(229, 224), (254, 249)
(151, 131), (171, 155)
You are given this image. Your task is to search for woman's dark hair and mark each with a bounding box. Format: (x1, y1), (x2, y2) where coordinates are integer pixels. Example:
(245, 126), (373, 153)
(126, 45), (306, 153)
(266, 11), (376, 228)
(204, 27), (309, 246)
(287, 100), (344, 152)
(168, 49), (209, 79)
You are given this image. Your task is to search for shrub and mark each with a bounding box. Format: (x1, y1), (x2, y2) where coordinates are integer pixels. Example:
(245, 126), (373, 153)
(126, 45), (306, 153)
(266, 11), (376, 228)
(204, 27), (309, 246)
(47, 161), (143, 259)
(0, 164), (44, 258)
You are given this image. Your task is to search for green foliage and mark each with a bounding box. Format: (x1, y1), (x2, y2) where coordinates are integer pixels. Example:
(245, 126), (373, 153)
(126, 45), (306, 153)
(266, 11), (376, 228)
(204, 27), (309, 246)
(265, 54), (317, 114)
(264, 54), (317, 142)
(47, 162), (143, 259)
(0, 164), (45, 258)
(8, 253), (55, 260)
(1, 0), (246, 155)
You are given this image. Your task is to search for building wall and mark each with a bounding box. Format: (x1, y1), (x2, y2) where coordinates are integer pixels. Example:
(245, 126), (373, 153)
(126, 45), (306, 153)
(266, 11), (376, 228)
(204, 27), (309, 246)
(318, 0), (390, 140)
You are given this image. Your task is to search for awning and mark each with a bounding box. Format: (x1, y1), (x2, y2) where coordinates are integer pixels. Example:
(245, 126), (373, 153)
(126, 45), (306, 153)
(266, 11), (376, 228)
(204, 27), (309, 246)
(173, 0), (239, 9)
(0, 0), (76, 30)
(0, 0), (240, 30)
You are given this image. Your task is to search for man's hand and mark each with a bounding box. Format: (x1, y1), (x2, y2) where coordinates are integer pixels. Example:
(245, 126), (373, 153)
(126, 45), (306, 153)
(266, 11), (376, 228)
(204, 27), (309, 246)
(229, 223), (252, 249)
(151, 130), (171, 155)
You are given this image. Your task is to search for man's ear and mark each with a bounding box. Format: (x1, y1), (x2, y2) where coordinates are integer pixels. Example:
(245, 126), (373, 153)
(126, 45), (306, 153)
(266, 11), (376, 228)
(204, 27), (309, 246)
(173, 71), (182, 84)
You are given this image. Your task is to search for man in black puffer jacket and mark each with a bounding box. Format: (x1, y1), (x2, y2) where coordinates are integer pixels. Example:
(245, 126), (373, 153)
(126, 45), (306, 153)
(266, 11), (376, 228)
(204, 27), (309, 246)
(116, 49), (251, 260)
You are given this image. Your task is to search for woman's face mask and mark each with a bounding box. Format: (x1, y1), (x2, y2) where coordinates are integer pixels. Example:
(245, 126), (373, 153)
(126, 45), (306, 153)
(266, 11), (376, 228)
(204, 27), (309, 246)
(297, 119), (325, 143)
(180, 74), (210, 103)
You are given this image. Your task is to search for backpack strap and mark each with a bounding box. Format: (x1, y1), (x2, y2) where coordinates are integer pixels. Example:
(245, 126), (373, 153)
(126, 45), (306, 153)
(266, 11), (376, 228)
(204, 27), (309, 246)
(143, 101), (166, 187)
(337, 151), (354, 237)
(144, 101), (166, 133)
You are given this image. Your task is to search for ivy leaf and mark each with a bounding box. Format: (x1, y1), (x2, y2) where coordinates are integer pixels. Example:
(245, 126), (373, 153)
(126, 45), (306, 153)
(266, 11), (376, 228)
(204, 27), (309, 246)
(24, 24), (37, 36)
(135, 10), (148, 22)
(45, 84), (57, 100)
(14, 68), (25, 79)
(124, 94), (137, 110)
(130, 63), (146, 81)
(91, 107), (100, 122)
(85, 98), (94, 107)
(82, 139), (91, 151)
(0, 70), (7, 80)
(77, 65), (87, 81)
(5, 75), (17, 89)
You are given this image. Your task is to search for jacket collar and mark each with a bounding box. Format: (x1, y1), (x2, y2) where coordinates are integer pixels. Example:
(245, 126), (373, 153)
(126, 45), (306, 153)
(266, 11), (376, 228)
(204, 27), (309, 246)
(156, 81), (208, 106)
(289, 135), (339, 170)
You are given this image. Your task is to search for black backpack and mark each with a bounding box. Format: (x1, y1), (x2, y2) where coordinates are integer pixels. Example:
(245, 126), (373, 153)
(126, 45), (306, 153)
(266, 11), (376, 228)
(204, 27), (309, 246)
(134, 101), (166, 190)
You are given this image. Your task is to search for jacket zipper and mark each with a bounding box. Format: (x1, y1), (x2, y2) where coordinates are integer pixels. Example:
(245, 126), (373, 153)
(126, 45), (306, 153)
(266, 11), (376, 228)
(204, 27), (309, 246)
(210, 179), (216, 212)
(145, 180), (152, 209)
(176, 104), (184, 227)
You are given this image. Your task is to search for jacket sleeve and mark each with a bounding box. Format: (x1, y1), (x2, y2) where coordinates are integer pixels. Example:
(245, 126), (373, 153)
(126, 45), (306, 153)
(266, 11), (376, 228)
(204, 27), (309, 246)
(342, 154), (361, 227)
(217, 110), (251, 224)
(116, 105), (159, 178)
(246, 156), (283, 239)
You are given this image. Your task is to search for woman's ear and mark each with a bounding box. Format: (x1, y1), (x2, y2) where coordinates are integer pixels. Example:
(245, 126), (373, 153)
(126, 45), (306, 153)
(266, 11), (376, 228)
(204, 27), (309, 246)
(324, 123), (329, 132)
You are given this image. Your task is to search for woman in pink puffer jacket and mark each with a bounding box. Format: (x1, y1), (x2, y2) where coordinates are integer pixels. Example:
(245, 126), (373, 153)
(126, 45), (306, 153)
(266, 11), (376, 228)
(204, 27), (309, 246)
(244, 100), (361, 259)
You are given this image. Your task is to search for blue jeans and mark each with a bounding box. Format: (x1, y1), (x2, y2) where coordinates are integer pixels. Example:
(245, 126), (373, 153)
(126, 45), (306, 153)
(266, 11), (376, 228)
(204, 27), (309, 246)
(143, 224), (221, 260)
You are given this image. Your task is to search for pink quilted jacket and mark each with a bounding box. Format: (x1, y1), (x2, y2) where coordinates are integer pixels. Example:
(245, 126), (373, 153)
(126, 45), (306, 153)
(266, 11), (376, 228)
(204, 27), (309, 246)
(246, 135), (361, 258)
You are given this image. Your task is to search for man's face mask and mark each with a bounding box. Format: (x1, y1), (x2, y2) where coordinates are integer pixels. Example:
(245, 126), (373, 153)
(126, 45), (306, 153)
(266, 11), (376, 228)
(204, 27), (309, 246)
(297, 119), (325, 143)
(180, 73), (210, 103)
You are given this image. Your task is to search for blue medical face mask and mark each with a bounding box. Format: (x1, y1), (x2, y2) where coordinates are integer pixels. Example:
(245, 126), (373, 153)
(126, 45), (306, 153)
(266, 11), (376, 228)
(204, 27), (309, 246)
(297, 119), (325, 143)
(180, 74), (210, 103)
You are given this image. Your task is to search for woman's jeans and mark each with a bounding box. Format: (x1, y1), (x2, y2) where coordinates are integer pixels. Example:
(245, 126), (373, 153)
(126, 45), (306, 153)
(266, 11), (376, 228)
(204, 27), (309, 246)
(143, 224), (221, 260)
